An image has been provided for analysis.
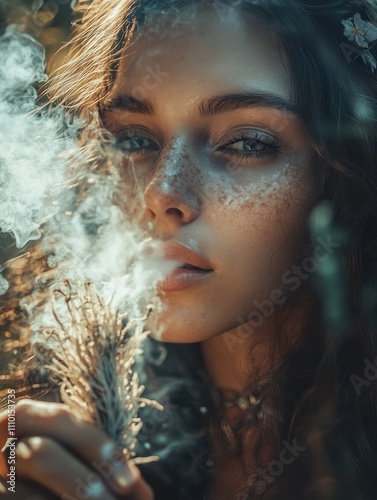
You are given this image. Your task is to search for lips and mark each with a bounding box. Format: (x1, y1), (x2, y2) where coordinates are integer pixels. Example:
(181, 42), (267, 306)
(162, 240), (213, 271)
(180, 263), (206, 270)
(154, 240), (214, 292)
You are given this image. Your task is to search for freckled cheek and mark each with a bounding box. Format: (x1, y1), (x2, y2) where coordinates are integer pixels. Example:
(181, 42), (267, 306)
(210, 172), (313, 274)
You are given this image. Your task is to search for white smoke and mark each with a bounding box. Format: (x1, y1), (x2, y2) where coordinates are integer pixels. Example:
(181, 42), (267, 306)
(0, 24), (177, 323)
(0, 22), (208, 486)
(0, 26), (67, 249)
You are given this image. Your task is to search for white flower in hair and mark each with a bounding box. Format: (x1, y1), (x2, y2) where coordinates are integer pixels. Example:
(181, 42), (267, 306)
(363, 18), (377, 41)
(342, 12), (377, 47)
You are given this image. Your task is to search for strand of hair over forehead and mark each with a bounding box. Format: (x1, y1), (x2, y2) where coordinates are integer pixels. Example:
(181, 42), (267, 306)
(48, 0), (370, 113)
(50, 0), (271, 111)
(48, 0), (194, 111)
(71, 0), (359, 17)
(47, 0), (133, 111)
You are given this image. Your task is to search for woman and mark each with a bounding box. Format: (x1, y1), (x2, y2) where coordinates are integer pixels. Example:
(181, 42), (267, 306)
(1, 0), (377, 498)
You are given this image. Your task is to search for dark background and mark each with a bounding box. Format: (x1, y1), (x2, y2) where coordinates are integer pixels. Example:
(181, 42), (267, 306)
(0, 0), (73, 73)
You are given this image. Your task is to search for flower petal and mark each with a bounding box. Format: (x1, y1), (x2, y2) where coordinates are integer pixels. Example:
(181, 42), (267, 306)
(355, 33), (369, 47)
(364, 21), (377, 42)
(342, 18), (356, 39)
(353, 12), (363, 27)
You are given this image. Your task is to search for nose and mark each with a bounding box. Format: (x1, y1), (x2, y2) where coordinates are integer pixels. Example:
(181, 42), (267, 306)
(143, 137), (201, 239)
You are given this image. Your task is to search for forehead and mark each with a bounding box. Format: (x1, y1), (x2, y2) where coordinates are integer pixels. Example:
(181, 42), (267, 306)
(111, 4), (292, 111)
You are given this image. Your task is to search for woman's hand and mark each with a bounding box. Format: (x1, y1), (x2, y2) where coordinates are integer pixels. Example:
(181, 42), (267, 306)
(0, 399), (154, 500)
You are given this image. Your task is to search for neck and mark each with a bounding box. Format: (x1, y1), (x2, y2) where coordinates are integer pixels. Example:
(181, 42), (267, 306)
(200, 324), (272, 395)
(200, 302), (311, 396)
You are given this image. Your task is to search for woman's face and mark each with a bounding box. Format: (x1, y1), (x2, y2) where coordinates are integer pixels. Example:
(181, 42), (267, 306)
(102, 5), (316, 343)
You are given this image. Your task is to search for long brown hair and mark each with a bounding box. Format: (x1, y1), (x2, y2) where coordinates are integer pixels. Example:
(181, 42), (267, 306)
(45, 1), (377, 498)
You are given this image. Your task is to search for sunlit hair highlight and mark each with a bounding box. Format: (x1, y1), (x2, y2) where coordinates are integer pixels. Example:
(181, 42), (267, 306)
(46, 1), (377, 498)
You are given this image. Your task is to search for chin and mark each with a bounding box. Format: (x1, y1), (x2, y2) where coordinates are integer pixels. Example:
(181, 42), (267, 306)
(146, 309), (213, 344)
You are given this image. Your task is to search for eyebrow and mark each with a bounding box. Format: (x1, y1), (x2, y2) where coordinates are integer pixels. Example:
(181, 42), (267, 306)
(102, 91), (299, 117)
(103, 95), (155, 115)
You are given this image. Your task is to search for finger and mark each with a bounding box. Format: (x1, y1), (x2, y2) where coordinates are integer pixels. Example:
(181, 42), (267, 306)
(0, 444), (8, 478)
(0, 411), (12, 451)
(0, 400), (76, 448)
(120, 466), (154, 500)
(1, 400), (139, 496)
(16, 436), (118, 500)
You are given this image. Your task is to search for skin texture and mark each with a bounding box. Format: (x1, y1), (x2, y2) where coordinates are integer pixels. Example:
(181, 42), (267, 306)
(0, 5), (318, 500)
(103, 4), (317, 370)
(0, 400), (153, 499)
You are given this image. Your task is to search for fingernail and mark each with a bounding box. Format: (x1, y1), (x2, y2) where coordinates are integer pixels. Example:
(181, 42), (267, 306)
(112, 461), (139, 488)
